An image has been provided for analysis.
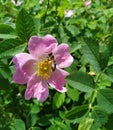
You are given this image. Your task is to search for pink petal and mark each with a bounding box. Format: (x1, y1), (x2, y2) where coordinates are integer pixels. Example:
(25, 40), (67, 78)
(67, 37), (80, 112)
(48, 68), (68, 92)
(22, 60), (37, 79)
(25, 74), (49, 102)
(28, 34), (58, 59)
(13, 53), (36, 84)
(53, 43), (73, 68)
(13, 69), (27, 84)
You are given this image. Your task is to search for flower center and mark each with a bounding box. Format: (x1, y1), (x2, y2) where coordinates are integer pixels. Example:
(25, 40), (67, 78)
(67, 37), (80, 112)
(37, 57), (56, 80)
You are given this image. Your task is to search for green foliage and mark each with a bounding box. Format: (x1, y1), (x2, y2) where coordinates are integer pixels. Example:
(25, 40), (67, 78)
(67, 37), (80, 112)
(0, 0), (113, 130)
(105, 64), (113, 82)
(0, 24), (17, 39)
(97, 88), (113, 114)
(0, 77), (10, 90)
(16, 8), (37, 42)
(67, 71), (95, 92)
(82, 38), (109, 72)
(91, 106), (108, 130)
(0, 39), (26, 59)
(67, 85), (79, 101)
(13, 119), (26, 130)
(78, 118), (94, 130)
(52, 92), (65, 109)
(66, 104), (88, 120)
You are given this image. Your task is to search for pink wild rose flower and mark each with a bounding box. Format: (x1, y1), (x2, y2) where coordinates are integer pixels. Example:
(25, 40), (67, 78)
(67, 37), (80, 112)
(13, 34), (73, 102)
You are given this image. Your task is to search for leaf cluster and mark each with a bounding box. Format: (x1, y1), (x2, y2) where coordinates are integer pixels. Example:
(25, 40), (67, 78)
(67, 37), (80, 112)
(1, 0), (113, 130)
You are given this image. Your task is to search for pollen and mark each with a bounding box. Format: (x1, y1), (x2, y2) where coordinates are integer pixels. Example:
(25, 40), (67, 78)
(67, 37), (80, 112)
(37, 59), (53, 80)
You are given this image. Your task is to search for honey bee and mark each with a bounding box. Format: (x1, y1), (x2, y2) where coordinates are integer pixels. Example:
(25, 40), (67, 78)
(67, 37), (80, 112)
(48, 52), (56, 72)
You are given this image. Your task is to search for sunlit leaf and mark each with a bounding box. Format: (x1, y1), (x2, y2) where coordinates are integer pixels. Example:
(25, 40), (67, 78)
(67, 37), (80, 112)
(67, 86), (79, 101)
(0, 24), (15, 34)
(67, 72), (95, 92)
(51, 120), (71, 130)
(52, 92), (65, 109)
(0, 39), (26, 59)
(14, 119), (25, 130)
(0, 34), (17, 39)
(30, 105), (40, 114)
(16, 8), (37, 42)
(0, 24), (17, 39)
(78, 118), (94, 130)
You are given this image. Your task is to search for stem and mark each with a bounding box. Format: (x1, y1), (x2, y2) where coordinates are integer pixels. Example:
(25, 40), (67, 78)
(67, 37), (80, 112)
(89, 72), (102, 110)
(95, 72), (102, 84)
(89, 89), (97, 110)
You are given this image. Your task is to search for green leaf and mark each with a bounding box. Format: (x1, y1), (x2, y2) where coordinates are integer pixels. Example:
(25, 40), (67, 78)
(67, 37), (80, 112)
(0, 24), (15, 34)
(38, 115), (51, 126)
(52, 92), (65, 109)
(105, 114), (113, 130)
(82, 38), (100, 71)
(78, 118), (94, 130)
(0, 61), (11, 79)
(0, 34), (17, 39)
(99, 48), (109, 70)
(70, 42), (82, 53)
(87, 21), (97, 30)
(47, 126), (57, 130)
(105, 64), (113, 82)
(66, 104), (88, 120)
(97, 73), (111, 87)
(31, 115), (38, 126)
(31, 127), (42, 130)
(67, 86), (79, 101)
(16, 8), (37, 42)
(30, 105), (40, 114)
(97, 88), (113, 113)
(108, 34), (113, 56)
(91, 106), (108, 130)
(0, 24), (17, 39)
(104, 8), (113, 18)
(14, 119), (25, 130)
(0, 39), (26, 59)
(66, 25), (80, 36)
(51, 120), (70, 130)
(82, 38), (109, 71)
(67, 72), (95, 92)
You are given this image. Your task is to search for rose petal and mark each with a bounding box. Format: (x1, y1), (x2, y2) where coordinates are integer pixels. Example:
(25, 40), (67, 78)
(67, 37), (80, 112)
(48, 68), (68, 92)
(13, 69), (27, 84)
(13, 53), (35, 84)
(53, 43), (73, 68)
(22, 60), (37, 79)
(28, 34), (58, 59)
(25, 74), (49, 102)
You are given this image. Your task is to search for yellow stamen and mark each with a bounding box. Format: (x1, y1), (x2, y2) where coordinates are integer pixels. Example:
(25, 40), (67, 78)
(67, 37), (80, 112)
(37, 59), (53, 80)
